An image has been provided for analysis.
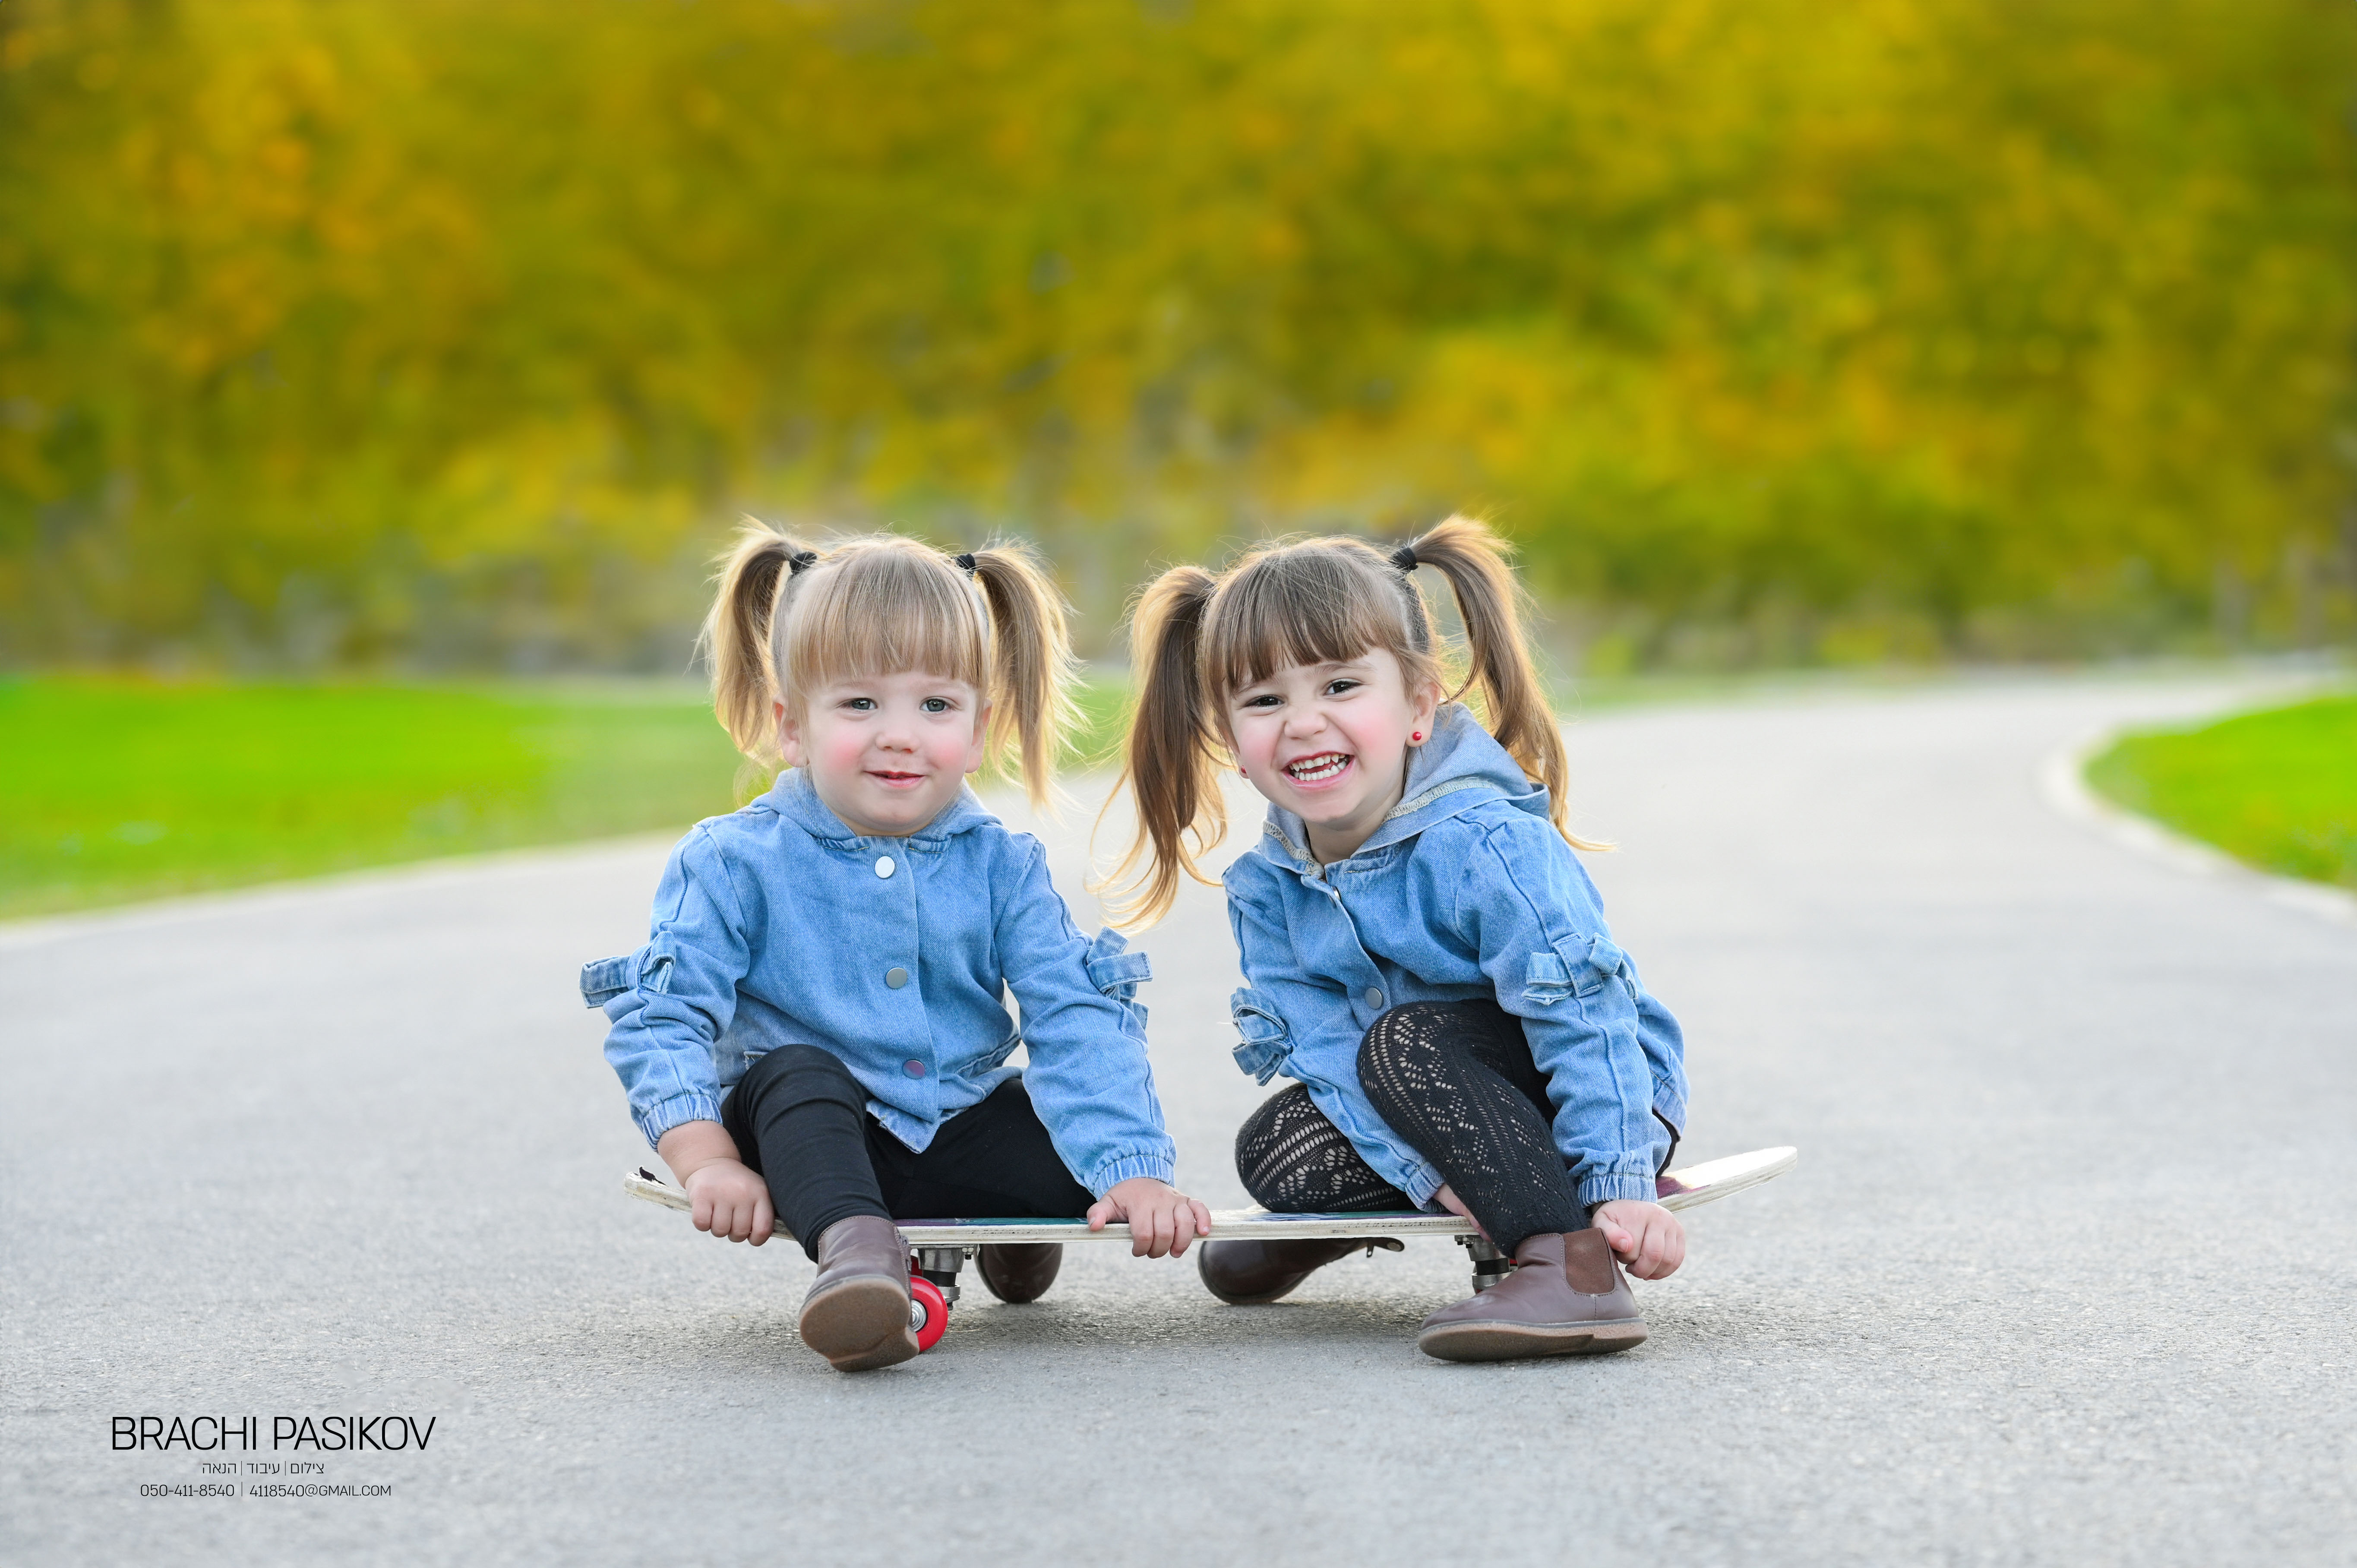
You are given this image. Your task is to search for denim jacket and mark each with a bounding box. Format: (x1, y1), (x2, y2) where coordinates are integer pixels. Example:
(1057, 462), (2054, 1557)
(581, 770), (1175, 1197)
(1224, 703), (1687, 1211)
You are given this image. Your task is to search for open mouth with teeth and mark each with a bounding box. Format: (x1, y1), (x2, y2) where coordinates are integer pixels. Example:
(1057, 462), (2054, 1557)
(1283, 752), (1352, 784)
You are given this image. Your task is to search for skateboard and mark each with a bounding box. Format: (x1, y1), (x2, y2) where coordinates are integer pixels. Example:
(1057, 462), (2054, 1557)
(622, 1145), (1796, 1353)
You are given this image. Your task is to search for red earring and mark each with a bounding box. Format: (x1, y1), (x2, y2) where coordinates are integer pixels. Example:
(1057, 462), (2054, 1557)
(1411, 731), (1422, 743)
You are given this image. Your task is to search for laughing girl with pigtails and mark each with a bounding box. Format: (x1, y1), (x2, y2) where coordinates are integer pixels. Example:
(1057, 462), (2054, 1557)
(1106, 516), (1690, 1362)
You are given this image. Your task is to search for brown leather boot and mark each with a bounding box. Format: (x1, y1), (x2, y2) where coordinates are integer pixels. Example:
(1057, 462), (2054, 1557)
(1196, 1236), (1406, 1305)
(797, 1215), (918, 1372)
(975, 1243), (1063, 1304)
(1415, 1228), (1647, 1362)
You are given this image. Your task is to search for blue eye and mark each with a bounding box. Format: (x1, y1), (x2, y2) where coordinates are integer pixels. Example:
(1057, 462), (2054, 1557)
(844, 697), (875, 711)
(922, 697), (951, 714)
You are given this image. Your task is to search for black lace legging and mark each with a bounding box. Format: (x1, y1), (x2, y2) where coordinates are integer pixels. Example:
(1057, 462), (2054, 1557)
(1233, 1000), (1589, 1252)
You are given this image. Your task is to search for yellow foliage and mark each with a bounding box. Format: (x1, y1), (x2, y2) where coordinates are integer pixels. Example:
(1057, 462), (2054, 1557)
(3, 0), (2354, 666)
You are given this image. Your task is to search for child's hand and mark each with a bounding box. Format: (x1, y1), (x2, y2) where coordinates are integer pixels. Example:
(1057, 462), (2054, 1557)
(1087, 1178), (1213, 1258)
(1591, 1199), (1684, 1280)
(657, 1120), (774, 1246)
(683, 1158), (775, 1245)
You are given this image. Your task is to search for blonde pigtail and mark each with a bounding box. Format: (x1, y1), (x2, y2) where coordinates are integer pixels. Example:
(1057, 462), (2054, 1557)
(1099, 566), (1226, 928)
(966, 544), (1081, 809)
(1404, 515), (1596, 848)
(701, 518), (817, 766)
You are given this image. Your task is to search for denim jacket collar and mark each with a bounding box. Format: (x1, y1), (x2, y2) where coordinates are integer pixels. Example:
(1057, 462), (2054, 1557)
(1252, 703), (1550, 874)
(763, 768), (996, 850)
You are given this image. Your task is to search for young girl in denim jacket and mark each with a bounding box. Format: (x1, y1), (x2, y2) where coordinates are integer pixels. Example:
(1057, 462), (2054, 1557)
(1108, 516), (1688, 1363)
(586, 525), (1208, 1372)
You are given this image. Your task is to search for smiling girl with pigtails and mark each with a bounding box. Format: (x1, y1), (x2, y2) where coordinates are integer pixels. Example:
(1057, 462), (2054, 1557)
(1105, 516), (1690, 1362)
(584, 525), (1208, 1373)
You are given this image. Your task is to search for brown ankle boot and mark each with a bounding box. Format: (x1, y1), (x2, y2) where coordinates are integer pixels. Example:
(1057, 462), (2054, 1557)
(975, 1242), (1063, 1304)
(1415, 1229), (1647, 1362)
(798, 1215), (918, 1372)
(1197, 1236), (1406, 1305)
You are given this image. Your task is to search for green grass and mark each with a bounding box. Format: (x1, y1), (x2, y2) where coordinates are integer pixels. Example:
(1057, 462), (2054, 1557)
(0, 673), (1137, 920)
(0, 678), (749, 920)
(21, 670), (2341, 922)
(2086, 692), (2357, 892)
(1064, 675), (1131, 771)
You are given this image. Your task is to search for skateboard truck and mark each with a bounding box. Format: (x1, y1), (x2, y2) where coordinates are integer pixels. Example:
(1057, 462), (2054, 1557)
(1455, 1233), (1513, 1292)
(911, 1246), (967, 1307)
(904, 1248), (968, 1356)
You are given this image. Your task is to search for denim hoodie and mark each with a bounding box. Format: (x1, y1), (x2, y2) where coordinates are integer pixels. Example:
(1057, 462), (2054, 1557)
(581, 770), (1175, 1197)
(1224, 703), (1687, 1210)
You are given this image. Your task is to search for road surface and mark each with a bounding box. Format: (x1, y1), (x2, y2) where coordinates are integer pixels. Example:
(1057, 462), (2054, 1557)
(4, 675), (2351, 1566)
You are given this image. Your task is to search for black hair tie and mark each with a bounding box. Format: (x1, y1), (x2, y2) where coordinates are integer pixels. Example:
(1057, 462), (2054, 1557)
(1389, 542), (1419, 573)
(952, 552), (979, 575)
(787, 550), (818, 575)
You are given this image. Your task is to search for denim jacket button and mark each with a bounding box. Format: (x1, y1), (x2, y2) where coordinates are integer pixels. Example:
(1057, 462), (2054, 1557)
(875, 855), (895, 879)
(903, 1059), (926, 1078)
(885, 966), (910, 989)
(1364, 986), (1384, 1010)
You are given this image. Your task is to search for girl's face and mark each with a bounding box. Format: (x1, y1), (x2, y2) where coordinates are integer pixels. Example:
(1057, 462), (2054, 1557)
(1226, 651), (1441, 864)
(776, 670), (989, 838)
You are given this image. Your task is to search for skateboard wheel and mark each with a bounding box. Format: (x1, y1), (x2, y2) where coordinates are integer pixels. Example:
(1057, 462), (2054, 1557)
(908, 1276), (949, 1353)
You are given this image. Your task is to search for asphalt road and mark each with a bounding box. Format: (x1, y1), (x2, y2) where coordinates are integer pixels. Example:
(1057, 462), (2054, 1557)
(4, 675), (2352, 1567)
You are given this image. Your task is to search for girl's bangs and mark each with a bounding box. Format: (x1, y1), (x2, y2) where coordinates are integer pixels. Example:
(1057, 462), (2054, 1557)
(1207, 549), (1417, 694)
(779, 546), (990, 702)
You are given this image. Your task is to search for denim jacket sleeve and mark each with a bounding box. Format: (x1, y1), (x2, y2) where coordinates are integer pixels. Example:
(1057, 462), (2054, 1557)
(588, 826), (751, 1148)
(992, 841), (1177, 1196)
(1226, 869), (1446, 1206)
(1456, 815), (1675, 1209)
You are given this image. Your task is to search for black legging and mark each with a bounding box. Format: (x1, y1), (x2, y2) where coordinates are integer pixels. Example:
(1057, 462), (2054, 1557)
(721, 1043), (1093, 1261)
(1234, 1000), (1609, 1253)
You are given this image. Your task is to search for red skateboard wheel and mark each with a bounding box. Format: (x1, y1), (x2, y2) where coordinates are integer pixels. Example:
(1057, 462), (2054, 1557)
(908, 1277), (949, 1353)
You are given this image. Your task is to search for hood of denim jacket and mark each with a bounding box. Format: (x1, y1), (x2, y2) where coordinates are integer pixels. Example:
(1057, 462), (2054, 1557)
(1251, 701), (1548, 871)
(761, 767), (998, 847)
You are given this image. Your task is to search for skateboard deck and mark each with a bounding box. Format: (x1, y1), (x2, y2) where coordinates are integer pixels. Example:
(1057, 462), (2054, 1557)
(621, 1144), (1797, 1246)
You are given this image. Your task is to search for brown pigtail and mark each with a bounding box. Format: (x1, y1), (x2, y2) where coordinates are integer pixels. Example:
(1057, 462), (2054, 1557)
(701, 517), (817, 766)
(1100, 566), (1225, 928)
(966, 543), (1081, 809)
(1403, 515), (1595, 847)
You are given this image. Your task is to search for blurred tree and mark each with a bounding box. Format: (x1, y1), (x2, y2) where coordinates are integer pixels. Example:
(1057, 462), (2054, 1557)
(3, 0), (2353, 669)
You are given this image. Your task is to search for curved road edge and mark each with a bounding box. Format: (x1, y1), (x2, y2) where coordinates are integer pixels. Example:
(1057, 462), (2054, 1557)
(2038, 723), (2357, 929)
